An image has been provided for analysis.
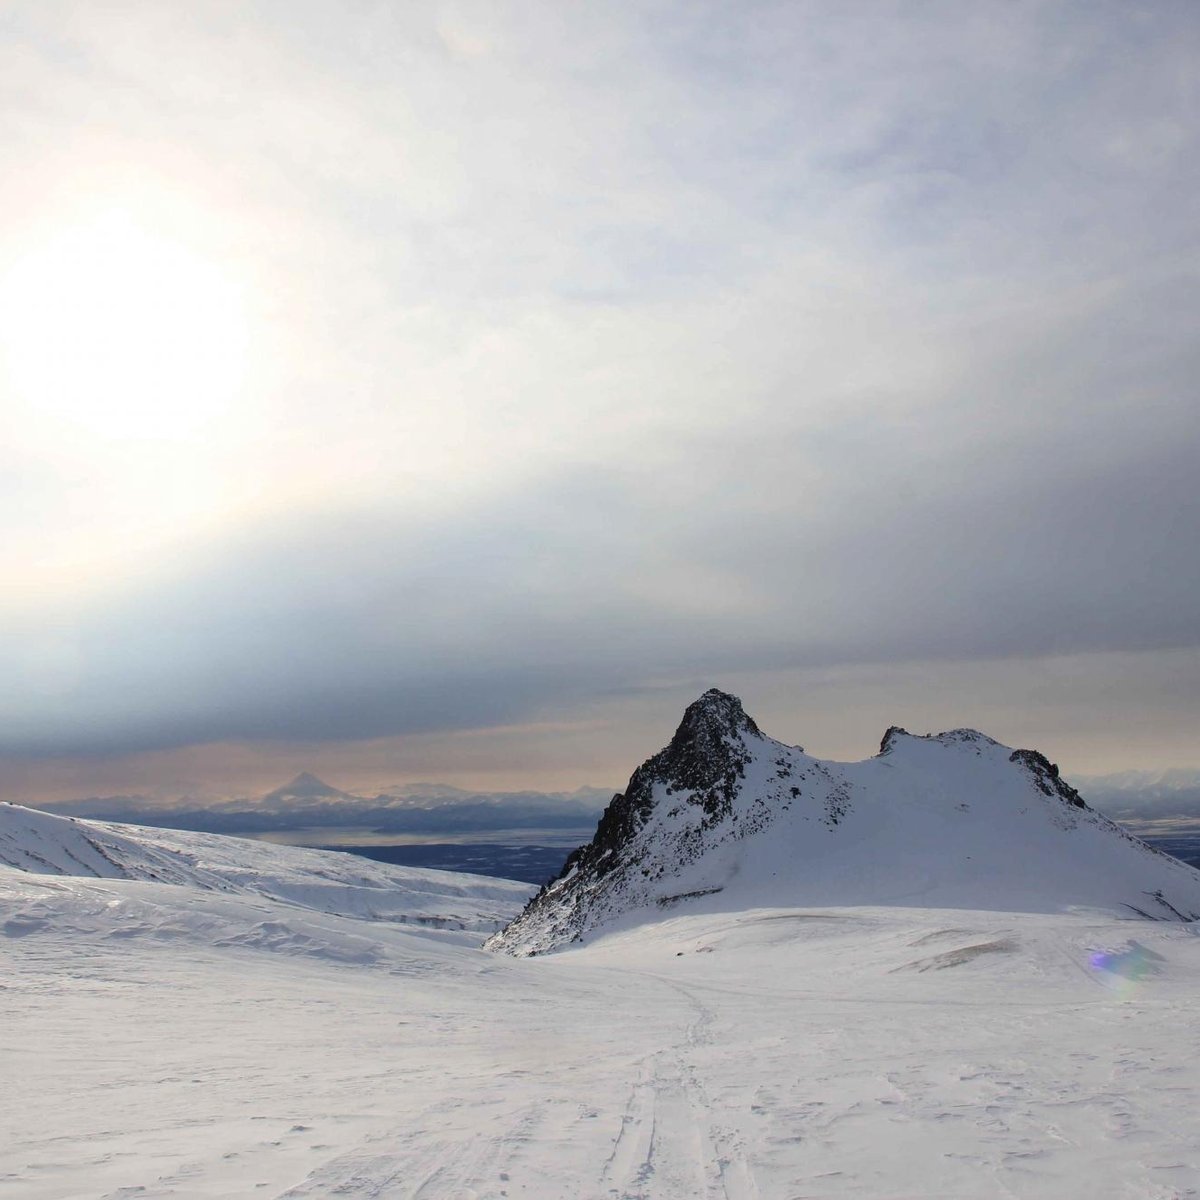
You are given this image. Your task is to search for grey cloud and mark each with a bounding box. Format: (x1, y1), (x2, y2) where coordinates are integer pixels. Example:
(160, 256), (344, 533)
(1, 1), (1197, 769)
(2, 392), (1197, 761)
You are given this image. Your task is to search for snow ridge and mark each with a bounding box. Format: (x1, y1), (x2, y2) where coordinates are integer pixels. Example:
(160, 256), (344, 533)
(0, 802), (532, 934)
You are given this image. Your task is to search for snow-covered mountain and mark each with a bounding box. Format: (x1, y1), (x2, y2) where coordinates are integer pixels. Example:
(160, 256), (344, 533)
(5, 720), (1200, 1198)
(0, 801), (531, 935)
(489, 690), (1200, 954)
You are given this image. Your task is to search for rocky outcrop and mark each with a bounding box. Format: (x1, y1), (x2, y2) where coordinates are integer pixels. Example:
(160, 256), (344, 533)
(1008, 749), (1087, 809)
(487, 689), (803, 954)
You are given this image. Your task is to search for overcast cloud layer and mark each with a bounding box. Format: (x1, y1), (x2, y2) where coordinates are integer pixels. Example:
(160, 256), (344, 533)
(1, 2), (1198, 795)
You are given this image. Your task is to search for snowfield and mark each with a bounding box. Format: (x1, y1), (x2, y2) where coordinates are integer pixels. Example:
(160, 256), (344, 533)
(3, 864), (1199, 1199)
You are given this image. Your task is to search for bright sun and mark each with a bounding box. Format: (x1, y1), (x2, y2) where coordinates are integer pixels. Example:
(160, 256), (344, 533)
(0, 211), (248, 444)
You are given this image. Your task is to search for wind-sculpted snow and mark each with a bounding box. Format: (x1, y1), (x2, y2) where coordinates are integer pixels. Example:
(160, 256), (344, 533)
(489, 691), (1200, 955)
(0, 802), (532, 936)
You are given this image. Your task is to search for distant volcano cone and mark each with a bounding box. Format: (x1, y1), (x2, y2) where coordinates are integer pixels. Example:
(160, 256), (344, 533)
(261, 772), (344, 803)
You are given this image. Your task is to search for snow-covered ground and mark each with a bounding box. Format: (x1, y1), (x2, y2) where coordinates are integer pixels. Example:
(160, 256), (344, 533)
(0, 803), (531, 939)
(4, 850), (1199, 1199)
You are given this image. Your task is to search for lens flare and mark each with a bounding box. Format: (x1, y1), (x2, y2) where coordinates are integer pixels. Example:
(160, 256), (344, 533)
(1087, 941), (1165, 999)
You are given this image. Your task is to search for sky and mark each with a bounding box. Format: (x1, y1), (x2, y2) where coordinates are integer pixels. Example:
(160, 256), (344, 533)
(1, 1), (1198, 803)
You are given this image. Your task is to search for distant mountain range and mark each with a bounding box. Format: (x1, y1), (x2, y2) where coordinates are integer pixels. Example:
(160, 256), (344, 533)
(1067, 767), (1200, 830)
(37, 774), (612, 836)
(27, 759), (1200, 845)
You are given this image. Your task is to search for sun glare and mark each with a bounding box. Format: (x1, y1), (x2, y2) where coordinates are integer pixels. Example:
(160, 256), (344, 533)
(0, 211), (248, 444)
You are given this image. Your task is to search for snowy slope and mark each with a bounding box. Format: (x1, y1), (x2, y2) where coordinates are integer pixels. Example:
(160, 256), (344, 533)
(4, 869), (1200, 1199)
(0, 802), (532, 935)
(489, 690), (1200, 954)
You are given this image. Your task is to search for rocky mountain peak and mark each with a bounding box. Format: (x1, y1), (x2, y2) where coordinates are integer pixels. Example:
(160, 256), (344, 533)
(652, 689), (765, 806)
(500, 691), (770, 939)
(629, 691), (755, 808)
(672, 688), (761, 746)
(488, 694), (1200, 957)
(489, 690), (810, 954)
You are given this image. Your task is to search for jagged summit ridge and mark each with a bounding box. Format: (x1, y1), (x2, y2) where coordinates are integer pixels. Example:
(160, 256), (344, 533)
(879, 726), (1001, 754)
(577, 688), (780, 872)
(487, 691), (1200, 956)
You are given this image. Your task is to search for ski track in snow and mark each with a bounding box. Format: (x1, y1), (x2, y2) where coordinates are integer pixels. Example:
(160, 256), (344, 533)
(594, 976), (759, 1200)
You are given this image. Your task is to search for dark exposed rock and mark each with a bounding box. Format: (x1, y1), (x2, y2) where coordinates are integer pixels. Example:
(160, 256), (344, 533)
(1009, 749), (1088, 809)
(490, 689), (782, 952)
(881, 727), (999, 755)
(656, 886), (724, 908)
(641, 688), (762, 821)
(549, 689), (763, 892)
